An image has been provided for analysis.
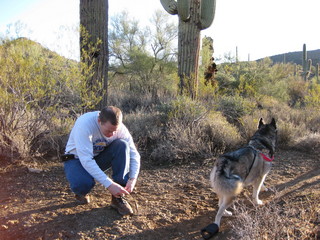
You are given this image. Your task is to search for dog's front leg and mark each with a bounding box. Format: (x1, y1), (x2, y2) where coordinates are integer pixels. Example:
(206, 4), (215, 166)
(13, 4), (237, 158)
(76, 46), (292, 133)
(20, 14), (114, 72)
(252, 174), (267, 205)
(215, 195), (234, 226)
(218, 197), (233, 216)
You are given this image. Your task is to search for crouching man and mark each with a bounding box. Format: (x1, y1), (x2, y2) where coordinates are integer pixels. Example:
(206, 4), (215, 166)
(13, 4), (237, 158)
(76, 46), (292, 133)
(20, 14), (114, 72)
(63, 106), (140, 216)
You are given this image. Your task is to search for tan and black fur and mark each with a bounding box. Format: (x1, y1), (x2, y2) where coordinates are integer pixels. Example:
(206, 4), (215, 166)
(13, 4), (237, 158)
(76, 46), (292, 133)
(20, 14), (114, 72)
(202, 118), (277, 239)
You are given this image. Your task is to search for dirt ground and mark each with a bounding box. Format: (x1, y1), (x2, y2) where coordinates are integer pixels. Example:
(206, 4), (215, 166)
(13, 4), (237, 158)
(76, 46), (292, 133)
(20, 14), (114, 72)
(0, 149), (319, 240)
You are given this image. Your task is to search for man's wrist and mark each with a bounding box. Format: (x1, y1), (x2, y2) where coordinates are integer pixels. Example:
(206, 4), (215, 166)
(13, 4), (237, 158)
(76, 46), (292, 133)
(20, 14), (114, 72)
(106, 181), (114, 189)
(127, 178), (137, 185)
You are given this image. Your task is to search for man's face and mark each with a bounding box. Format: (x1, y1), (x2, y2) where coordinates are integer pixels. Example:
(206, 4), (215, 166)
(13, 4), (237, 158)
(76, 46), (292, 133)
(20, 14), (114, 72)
(99, 120), (119, 137)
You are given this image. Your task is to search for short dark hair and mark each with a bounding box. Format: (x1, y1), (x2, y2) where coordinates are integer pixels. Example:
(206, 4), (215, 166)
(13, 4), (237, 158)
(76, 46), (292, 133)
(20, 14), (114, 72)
(99, 106), (122, 125)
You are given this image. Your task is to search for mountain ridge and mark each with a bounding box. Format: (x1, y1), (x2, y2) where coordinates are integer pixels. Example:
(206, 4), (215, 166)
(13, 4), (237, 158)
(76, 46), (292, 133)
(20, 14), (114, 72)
(259, 48), (320, 66)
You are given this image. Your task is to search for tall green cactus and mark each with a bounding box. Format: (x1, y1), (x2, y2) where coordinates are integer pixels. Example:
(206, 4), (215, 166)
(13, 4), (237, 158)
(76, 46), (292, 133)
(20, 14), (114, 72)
(302, 43), (312, 81)
(160, 0), (216, 99)
(316, 63), (320, 83)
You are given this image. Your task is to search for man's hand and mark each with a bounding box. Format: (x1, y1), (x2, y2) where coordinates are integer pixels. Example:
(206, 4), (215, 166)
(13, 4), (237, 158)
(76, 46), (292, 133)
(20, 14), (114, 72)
(125, 178), (137, 193)
(107, 182), (129, 198)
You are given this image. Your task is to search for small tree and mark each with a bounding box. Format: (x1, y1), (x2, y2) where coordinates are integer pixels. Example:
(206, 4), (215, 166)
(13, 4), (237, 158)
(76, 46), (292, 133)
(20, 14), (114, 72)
(108, 11), (178, 104)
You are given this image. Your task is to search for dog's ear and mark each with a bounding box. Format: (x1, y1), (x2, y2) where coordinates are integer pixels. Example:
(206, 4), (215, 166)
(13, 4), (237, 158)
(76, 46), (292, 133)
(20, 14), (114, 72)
(258, 118), (264, 129)
(270, 118), (277, 129)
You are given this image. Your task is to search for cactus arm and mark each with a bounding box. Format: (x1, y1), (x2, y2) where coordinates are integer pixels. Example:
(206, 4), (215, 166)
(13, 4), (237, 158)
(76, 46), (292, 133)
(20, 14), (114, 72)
(177, 0), (191, 21)
(308, 59), (312, 70)
(307, 59), (312, 78)
(199, 0), (216, 30)
(160, 0), (178, 15)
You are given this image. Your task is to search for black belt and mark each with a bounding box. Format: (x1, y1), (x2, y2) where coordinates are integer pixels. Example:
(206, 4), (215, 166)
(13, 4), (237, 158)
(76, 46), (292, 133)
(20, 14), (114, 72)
(60, 153), (77, 162)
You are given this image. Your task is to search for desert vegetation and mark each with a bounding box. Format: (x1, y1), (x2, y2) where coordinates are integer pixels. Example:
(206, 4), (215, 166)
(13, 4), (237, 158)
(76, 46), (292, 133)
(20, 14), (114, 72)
(0, 11), (319, 239)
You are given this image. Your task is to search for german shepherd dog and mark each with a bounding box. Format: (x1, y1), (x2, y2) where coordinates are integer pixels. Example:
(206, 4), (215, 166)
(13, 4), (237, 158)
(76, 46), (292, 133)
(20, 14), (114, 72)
(201, 118), (277, 239)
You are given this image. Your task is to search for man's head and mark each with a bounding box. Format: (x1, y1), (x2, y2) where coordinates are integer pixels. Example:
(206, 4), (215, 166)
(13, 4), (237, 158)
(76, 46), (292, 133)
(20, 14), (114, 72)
(98, 106), (123, 137)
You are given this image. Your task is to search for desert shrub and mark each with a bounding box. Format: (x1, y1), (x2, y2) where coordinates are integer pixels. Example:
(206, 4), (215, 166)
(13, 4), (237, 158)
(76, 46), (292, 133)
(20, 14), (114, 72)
(160, 96), (208, 125)
(108, 71), (178, 114)
(149, 97), (209, 164)
(197, 76), (219, 102)
(214, 71), (238, 95)
(291, 133), (320, 154)
(149, 100), (242, 164)
(307, 109), (320, 132)
(230, 196), (319, 240)
(200, 111), (242, 152)
(263, 101), (320, 149)
(150, 121), (207, 164)
(0, 38), (79, 161)
(116, 92), (154, 113)
(287, 78), (309, 107)
(276, 120), (303, 148)
(217, 95), (255, 125)
(240, 114), (274, 141)
(305, 81), (320, 109)
(123, 109), (164, 153)
(259, 79), (290, 102)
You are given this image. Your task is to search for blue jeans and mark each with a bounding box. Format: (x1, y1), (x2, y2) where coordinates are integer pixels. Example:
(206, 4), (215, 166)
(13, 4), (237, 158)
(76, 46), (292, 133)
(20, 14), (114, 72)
(64, 139), (130, 196)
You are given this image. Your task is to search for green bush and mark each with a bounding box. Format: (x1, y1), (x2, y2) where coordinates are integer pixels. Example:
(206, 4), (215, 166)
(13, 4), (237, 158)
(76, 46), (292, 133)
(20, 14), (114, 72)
(123, 109), (164, 152)
(305, 81), (320, 109)
(160, 96), (208, 125)
(287, 78), (309, 107)
(0, 38), (79, 160)
(148, 100), (242, 165)
(292, 133), (320, 154)
(217, 95), (255, 125)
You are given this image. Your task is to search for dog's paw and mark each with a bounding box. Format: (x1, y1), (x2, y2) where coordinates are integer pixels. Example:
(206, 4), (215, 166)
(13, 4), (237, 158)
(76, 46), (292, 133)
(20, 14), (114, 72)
(223, 209), (233, 216)
(201, 223), (219, 239)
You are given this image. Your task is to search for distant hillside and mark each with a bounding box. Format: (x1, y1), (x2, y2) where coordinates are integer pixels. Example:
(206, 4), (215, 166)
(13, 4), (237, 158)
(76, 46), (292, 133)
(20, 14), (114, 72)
(259, 49), (320, 66)
(1, 37), (78, 64)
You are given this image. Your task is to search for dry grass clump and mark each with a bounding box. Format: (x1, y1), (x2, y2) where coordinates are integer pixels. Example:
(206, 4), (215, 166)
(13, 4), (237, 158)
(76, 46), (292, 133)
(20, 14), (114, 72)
(124, 94), (320, 165)
(240, 114), (274, 141)
(123, 109), (164, 152)
(230, 195), (319, 240)
(216, 95), (256, 125)
(276, 120), (307, 148)
(251, 99), (320, 151)
(291, 133), (320, 155)
(273, 107), (320, 153)
(149, 110), (242, 165)
(109, 91), (158, 113)
(201, 111), (242, 152)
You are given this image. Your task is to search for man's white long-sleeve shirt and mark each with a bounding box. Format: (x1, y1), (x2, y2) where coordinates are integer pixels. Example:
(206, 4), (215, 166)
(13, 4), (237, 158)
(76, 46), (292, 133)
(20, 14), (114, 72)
(65, 111), (140, 188)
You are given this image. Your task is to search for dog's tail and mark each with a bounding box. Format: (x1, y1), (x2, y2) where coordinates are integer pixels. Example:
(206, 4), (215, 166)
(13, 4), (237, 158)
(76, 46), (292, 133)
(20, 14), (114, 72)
(210, 165), (243, 196)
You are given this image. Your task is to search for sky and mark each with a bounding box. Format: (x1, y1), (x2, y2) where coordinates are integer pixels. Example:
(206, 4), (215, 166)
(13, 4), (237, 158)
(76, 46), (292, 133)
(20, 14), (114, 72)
(0, 0), (319, 62)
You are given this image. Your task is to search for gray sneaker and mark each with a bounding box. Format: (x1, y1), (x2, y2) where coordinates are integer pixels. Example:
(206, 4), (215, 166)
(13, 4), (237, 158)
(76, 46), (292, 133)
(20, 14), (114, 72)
(111, 195), (133, 216)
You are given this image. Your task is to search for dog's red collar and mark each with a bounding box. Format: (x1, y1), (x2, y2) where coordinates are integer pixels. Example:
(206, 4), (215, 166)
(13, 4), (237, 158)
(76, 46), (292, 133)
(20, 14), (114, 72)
(260, 153), (274, 162)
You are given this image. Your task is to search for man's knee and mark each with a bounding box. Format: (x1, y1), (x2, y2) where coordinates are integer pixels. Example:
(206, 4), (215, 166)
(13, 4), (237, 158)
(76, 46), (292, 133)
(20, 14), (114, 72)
(112, 139), (129, 151)
(64, 159), (95, 195)
(70, 178), (95, 195)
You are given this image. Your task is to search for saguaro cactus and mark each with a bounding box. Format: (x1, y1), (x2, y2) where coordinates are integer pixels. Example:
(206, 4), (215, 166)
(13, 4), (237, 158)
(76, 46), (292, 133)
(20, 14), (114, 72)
(302, 43), (312, 81)
(80, 0), (109, 109)
(160, 0), (216, 99)
(316, 63), (320, 83)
